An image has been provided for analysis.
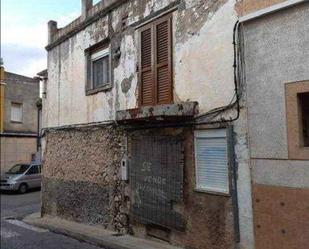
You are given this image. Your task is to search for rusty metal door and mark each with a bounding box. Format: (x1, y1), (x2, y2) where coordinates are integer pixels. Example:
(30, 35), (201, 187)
(130, 135), (184, 230)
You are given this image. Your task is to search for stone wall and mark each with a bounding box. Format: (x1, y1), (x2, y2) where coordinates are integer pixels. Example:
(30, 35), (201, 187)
(41, 125), (130, 232)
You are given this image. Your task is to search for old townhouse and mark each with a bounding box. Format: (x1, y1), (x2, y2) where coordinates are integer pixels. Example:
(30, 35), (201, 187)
(0, 63), (40, 172)
(41, 1), (309, 249)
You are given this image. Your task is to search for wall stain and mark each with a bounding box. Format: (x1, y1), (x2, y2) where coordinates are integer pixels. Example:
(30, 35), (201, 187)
(121, 75), (134, 93)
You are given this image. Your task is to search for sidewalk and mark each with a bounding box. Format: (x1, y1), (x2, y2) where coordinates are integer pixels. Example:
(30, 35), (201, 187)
(23, 213), (182, 249)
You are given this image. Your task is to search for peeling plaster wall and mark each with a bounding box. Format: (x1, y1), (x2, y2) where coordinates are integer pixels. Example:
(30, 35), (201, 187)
(46, 16), (111, 128)
(45, 0), (237, 128)
(174, 0), (237, 112)
(233, 107), (254, 249)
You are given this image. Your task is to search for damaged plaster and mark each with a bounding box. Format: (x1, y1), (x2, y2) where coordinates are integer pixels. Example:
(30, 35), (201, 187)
(174, 0), (237, 113)
(45, 0), (238, 127)
(121, 75), (134, 93)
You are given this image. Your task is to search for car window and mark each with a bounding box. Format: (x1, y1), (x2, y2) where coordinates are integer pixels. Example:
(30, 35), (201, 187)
(26, 166), (39, 175)
(7, 164), (30, 174)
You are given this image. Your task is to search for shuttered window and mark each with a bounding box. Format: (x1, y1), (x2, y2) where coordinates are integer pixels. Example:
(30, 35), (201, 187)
(139, 14), (172, 106)
(194, 129), (230, 194)
(11, 102), (23, 123)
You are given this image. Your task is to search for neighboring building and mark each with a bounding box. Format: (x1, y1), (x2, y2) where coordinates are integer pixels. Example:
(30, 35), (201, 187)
(0, 66), (40, 172)
(240, 2), (309, 248)
(41, 1), (308, 249)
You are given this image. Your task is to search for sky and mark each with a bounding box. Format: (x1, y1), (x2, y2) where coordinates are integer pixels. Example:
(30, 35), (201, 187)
(1, 0), (101, 77)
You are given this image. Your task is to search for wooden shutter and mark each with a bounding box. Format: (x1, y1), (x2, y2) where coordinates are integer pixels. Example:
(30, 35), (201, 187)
(155, 17), (172, 104)
(140, 27), (154, 106)
(139, 14), (172, 106)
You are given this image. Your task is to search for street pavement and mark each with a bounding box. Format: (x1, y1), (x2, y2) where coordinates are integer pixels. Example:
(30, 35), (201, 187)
(0, 189), (104, 249)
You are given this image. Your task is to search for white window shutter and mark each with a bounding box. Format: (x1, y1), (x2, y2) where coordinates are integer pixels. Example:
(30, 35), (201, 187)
(194, 129), (229, 194)
(11, 103), (23, 122)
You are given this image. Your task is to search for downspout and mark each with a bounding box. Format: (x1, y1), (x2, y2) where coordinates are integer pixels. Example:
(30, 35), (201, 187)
(35, 98), (42, 153)
(37, 107), (40, 151)
(0, 60), (5, 133)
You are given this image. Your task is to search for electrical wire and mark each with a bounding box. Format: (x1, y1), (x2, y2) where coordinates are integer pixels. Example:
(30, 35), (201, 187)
(194, 20), (241, 124)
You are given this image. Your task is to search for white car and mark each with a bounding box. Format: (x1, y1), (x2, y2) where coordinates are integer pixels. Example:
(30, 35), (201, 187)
(0, 163), (42, 194)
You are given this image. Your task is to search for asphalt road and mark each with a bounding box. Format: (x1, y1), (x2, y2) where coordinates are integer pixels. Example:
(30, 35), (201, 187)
(0, 189), (103, 249)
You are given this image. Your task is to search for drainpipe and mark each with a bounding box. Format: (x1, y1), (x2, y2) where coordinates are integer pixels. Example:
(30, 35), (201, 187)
(35, 70), (47, 162)
(37, 107), (40, 151)
(35, 97), (42, 156)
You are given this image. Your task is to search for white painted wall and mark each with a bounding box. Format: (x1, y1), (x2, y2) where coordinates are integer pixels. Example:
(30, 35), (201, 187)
(174, 0), (237, 114)
(46, 16), (111, 128)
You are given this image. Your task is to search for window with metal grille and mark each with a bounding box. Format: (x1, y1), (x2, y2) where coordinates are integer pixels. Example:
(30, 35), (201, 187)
(85, 43), (111, 95)
(139, 14), (172, 106)
(11, 102), (23, 123)
(194, 129), (229, 194)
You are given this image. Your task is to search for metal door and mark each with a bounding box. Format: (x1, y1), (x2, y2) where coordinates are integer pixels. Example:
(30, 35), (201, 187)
(130, 135), (184, 230)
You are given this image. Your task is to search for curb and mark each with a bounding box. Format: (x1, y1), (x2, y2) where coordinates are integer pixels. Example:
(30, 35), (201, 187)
(23, 218), (128, 249)
(23, 214), (181, 249)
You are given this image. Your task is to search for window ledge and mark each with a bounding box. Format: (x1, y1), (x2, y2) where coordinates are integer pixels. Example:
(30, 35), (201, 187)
(86, 84), (112, 95)
(288, 147), (309, 160)
(194, 188), (230, 197)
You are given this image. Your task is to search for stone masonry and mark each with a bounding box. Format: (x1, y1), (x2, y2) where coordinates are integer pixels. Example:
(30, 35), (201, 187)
(41, 126), (130, 233)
